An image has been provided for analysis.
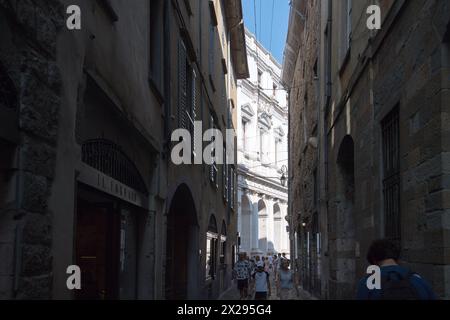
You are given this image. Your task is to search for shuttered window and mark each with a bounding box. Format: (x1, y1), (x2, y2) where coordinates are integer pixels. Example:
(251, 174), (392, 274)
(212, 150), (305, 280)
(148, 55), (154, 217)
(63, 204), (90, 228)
(190, 70), (198, 158)
(178, 40), (188, 130)
(230, 167), (235, 210)
(223, 146), (228, 201)
(209, 115), (218, 188)
(382, 106), (401, 243)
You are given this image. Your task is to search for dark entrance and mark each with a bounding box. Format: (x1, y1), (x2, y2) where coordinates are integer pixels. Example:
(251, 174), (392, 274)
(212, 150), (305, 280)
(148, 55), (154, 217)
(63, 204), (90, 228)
(75, 193), (119, 300)
(75, 186), (144, 300)
(165, 184), (198, 300)
(75, 139), (149, 300)
(333, 135), (356, 299)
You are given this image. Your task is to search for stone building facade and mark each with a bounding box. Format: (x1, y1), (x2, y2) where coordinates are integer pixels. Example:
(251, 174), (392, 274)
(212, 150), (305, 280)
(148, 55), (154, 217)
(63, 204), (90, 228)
(237, 30), (289, 258)
(283, 0), (450, 299)
(0, 0), (248, 300)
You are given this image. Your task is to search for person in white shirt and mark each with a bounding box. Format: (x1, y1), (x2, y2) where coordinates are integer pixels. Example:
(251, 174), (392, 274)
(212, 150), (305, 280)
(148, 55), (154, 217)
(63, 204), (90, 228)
(252, 261), (271, 300)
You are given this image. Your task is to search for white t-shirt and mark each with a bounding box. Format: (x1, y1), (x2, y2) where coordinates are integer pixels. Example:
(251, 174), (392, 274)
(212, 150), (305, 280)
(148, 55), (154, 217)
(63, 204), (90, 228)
(253, 271), (269, 292)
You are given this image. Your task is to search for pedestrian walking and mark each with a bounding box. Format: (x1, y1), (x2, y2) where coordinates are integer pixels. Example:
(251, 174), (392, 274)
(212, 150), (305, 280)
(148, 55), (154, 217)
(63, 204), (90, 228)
(357, 239), (437, 300)
(233, 252), (252, 300)
(253, 261), (271, 300)
(276, 259), (298, 300)
(273, 255), (279, 279)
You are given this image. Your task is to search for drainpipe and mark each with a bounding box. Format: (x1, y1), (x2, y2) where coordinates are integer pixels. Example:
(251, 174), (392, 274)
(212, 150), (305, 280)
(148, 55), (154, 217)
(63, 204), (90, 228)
(287, 88), (294, 269)
(158, 0), (171, 300)
(320, 0), (332, 299)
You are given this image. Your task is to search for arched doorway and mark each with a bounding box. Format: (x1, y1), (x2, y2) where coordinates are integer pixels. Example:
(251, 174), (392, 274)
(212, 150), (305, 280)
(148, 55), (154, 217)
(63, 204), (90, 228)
(75, 139), (150, 300)
(335, 135), (356, 298)
(273, 204), (282, 253)
(240, 195), (252, 253)
(165, 184), (199, 300)
(258, 200), (267, 254)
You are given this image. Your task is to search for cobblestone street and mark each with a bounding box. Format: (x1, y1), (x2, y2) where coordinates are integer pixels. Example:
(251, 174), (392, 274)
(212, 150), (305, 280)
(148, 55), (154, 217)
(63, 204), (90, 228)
(219, 273), (316, 301)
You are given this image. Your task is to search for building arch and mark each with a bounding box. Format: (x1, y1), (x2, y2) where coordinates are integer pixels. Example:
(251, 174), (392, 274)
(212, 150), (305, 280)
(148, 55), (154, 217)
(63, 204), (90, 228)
(334, 135), (356, 298)
(273, 203), (282, 253)
(81, 139), (149, 195)
(165, 183), (199, 300)
(258, 199), (268, 253)
(240, 194), (252, 253)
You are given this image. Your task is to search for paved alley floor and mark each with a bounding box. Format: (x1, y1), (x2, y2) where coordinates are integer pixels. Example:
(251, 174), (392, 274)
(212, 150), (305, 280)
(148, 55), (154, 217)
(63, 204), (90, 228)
(219, 274), (316, 301)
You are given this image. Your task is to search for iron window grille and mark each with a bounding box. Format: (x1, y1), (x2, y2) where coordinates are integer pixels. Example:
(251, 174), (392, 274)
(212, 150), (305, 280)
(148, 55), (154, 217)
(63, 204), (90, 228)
(81, 139), (149, 196)
(381, 106), (401, 242)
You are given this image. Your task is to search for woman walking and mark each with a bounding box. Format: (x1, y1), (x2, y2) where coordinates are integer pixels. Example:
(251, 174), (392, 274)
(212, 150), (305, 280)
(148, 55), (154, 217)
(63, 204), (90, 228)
(276, 260), (298, 300)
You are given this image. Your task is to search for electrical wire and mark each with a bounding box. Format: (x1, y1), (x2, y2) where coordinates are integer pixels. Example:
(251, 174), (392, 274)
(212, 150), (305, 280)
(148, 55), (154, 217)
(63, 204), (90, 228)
(269, 0), (275, 51)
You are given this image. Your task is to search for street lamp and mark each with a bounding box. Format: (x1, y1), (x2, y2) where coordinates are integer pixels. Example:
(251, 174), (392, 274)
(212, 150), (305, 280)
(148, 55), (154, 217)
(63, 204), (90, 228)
(280, 165), (288, 187)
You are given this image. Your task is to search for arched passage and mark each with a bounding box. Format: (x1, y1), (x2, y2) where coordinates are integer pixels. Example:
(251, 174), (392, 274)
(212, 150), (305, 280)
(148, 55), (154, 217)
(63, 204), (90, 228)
(258, 200), (268, 254)
(165, 184), (199, 300)
(273, 203), (282, 253)
(240, 195), (252, 253)
(335, 135), (356, 298)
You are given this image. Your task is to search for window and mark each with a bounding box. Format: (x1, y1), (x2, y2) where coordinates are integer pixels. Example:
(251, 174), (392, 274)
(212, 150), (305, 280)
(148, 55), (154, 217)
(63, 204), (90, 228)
(324, 20), (332, 98)
(313, 169), (318, 208)
(210, 116), (218, 188)
(178, 40), (189, 130)
(257, 69), (262, 87)
(340, 0), (352, 66)
(273, 83), (278, 97)
(191, 70), (200, 158)
(206, 216), (218, 280)
(223, 146), (228, 201)
(209, 23), (215, 77)
(150, 0), (163, 90)
(313, 58), (318, 79)
(242, 120), (247, 152)
(259, 129), (264, 161)
(382, 106), (400, 242)
(275, 138), (280, 167)
(229, 167), (235, 210)
(220, 222), (227, 265)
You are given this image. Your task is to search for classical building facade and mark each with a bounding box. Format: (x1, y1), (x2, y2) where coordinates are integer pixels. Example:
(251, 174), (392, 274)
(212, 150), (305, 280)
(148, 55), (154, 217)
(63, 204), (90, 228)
(284, 0), (450, 299)
(0, 0), (248, 300)
(237, 30), (289, 257)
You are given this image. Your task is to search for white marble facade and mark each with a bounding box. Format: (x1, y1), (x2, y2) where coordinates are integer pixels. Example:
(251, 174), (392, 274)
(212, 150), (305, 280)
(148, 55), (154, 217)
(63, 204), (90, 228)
(236, 29), (289, 257)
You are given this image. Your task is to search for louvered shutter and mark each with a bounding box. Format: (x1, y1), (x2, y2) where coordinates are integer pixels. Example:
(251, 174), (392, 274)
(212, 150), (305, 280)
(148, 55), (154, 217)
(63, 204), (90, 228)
(178, 40), (188, 130)
(223, 146), (227, 200)
(191, 69), (199, 156)
(210, 115), (214, 182)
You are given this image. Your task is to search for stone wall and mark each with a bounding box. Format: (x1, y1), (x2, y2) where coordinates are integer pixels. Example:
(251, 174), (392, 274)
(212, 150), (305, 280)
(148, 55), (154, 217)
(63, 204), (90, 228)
(287, 0), (450, 299)
(0, 0), (64, 299)
(288, 0), (321, 296)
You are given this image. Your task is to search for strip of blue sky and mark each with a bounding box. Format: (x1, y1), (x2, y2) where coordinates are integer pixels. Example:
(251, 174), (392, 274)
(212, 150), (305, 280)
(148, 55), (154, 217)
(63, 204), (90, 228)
(242, 0), (290, 64)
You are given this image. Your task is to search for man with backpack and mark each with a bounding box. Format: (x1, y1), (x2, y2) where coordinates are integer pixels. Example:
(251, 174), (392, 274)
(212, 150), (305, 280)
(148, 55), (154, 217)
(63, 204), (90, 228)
(253, 261), (271, 300)
(357, 239), (437, 300)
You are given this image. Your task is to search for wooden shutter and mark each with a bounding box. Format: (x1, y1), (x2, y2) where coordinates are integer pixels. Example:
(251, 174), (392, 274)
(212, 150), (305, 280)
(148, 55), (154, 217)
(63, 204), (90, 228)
(178, 40), (188, 130)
